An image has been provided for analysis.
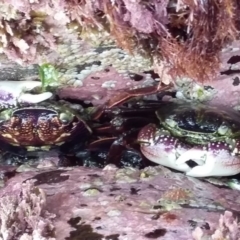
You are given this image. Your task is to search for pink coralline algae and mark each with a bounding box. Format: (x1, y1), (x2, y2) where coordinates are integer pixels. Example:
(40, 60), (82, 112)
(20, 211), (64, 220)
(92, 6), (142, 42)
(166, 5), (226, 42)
(0, 164), (240, 239)
(192, 211), (240, 240)
(0, 180), (55, 240)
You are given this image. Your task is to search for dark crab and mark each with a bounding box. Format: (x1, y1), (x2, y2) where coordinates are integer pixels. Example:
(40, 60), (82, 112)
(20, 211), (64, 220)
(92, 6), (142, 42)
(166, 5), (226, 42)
(0, 80), (171, 168)
(138, 103), (240, 177)
(156, 102), (240, 145)
(0, 102), (92, 151)
(0, 100), (98, 168)
(91, 89), (240, 177)
(0, 81), (92, 165)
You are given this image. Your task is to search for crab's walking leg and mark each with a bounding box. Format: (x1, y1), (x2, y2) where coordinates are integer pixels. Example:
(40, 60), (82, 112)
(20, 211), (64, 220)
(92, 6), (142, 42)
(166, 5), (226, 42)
(92, 83), (173, 120)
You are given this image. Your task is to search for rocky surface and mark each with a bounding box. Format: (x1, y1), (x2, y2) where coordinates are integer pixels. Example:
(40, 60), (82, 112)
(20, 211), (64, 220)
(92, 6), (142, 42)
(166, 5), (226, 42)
(0, 2), (239, 239)
(1, 39), (240, 108)
(0, 163), (240, 239)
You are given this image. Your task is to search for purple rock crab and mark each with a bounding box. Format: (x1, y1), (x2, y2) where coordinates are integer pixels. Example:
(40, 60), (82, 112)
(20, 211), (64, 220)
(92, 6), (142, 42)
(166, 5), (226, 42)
(89, 88), (240, 177)
(138, 103), (240, 177)
(1, 81), (240, 178)
(0, 81), (93, 164)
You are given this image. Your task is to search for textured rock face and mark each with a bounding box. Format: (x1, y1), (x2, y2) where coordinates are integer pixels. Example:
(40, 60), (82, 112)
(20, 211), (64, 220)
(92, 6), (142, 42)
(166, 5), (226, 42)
(0, 2), (239, 240)
(0, 0), (238, 82)
(0, 164), (240, 239)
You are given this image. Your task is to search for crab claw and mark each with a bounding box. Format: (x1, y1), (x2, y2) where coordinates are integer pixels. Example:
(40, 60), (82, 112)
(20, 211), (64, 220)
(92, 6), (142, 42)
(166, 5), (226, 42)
(138, 123), (192, 172)
(0, 81), (52, 108)
(175, 142), (240, 177)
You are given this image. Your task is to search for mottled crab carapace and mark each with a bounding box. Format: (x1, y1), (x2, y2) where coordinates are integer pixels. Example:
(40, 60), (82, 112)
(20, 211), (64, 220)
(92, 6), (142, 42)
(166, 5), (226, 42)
(138, 103), (240, 177)
(0, 103), (92, 151)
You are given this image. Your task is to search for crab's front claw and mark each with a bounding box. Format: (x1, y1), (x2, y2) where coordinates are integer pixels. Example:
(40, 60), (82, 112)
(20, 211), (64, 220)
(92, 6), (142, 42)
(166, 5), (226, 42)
(175, 142), (240, 177)
(0, 81), (52, 108)
(138, 124), (240, 177)
(138, 123), (192, 172)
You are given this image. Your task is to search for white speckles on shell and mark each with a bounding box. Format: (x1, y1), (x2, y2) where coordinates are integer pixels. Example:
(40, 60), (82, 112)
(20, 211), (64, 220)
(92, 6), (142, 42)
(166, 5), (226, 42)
(207, 141), (233, 156)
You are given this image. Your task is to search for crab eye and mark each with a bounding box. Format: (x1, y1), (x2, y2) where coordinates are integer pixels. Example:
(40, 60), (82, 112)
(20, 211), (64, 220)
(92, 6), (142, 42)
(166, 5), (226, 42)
(0, 109), (12, 122)
(59, 112), (73, 124)
(165, 118), (177, 128)
(217, 124), (229, 135)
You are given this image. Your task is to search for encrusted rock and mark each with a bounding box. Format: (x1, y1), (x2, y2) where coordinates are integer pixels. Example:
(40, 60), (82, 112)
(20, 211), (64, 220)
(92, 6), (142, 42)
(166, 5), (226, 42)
(0, 165), (240, 239)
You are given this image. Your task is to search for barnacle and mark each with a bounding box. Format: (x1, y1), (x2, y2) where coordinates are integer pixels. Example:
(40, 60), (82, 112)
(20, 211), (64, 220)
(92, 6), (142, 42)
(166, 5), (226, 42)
(160, 188), (191, 203)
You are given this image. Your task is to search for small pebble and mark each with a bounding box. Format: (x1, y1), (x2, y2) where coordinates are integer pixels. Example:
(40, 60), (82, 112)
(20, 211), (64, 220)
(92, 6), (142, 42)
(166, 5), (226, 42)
(92, 94), (103, 100)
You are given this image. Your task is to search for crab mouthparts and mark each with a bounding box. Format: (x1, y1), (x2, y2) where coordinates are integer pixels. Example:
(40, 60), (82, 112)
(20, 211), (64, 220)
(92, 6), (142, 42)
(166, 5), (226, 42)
(174, 148), (213, 177)
(184, 159), (204, 168)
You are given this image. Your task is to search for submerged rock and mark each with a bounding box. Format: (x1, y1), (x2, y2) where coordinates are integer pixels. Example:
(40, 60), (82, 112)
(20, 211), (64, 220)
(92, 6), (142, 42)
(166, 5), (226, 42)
(0, 164), (239, 239)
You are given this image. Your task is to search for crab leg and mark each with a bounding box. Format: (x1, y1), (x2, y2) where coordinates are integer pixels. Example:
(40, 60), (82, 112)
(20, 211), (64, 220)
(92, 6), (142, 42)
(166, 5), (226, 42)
(106, 84), (173, 109)
(92, 83), (173, 120)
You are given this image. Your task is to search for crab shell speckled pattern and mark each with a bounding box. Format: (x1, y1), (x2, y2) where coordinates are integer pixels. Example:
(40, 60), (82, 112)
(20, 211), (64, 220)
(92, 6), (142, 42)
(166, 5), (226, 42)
(156, 103), (240, 145)
(138, 123), (240, 177)
(0, 81), (52, 109)
(0, 105), (92, 150)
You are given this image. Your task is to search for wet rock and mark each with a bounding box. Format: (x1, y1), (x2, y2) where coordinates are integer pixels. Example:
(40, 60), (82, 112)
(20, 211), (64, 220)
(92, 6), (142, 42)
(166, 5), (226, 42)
(0, 165), (239, 239)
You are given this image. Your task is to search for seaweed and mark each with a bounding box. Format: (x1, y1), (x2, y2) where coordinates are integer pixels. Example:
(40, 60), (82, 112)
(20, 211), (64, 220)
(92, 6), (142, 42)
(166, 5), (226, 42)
(0, 0), (239, 82)
(73, 0), (239, 81)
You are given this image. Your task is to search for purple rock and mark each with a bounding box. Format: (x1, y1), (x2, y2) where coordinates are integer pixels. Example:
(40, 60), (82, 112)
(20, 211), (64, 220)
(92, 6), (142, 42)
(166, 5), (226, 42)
(0, 164), (239, 239)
